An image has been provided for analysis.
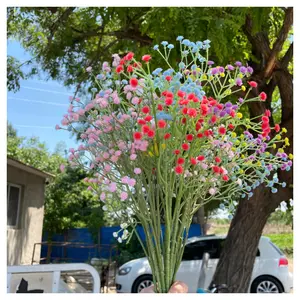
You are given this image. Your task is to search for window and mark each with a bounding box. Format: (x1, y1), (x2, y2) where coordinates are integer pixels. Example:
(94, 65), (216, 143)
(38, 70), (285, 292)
(218, 239), (260, 257)
(182, 239), (221, 260)
(7, 184), (21, 227)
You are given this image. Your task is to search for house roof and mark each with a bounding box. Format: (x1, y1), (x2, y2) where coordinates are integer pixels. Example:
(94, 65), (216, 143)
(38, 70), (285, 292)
(7, 157), (54, 179)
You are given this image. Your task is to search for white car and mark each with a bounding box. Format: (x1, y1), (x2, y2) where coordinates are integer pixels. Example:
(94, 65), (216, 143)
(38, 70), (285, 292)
(116, 235), (293, 293)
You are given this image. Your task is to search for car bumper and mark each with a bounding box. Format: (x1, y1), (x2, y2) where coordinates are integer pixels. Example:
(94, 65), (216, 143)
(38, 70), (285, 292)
(115, 275), (133, 293)
(284, 272), (293, 293)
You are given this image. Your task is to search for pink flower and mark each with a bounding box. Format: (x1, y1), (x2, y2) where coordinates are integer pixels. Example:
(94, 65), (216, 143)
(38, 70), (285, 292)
(104, 164), (111, 172)
(55, 125), (60, 130)
(61, 118), (69, 126)
(78, 109), (85, 116)
(86, 66), (92, 72)
(100, 192), (106, 201)
(120, 192), (128, 201)
(115, 150), (122, 157)
(113, 97), (120, 104)
(130, 154), (137, 160)
(128, 178), (136, 187)
(209, 188), (216, 195)
(60, 164), (65, 172)
(121, 176), (130, 184)
(134, 168), (141, 174)
(110, 155), (118, 163)
(103, 152), (110, 159)
(109, 182), (117, 192)
(131, 97), (139, 105)
(201, 163), (208, 170)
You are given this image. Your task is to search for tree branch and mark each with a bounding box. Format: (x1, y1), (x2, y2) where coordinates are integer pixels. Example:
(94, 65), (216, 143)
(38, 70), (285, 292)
(280, 43), (293, 69)
(264, 7), (293, 78)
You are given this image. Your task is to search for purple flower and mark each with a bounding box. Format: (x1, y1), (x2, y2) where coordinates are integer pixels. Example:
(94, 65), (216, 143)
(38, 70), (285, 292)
(225, 107), (231, 114)
(220, 111), (226, 117)
(207, 61), (215, 65)
(227, 64), (235, 71)
(232, 105), (238, 110)
(281, 164), (287, 171)
(265, 136), (271, 141)
(240, 66), (247, 74)
(225, 102), (232, 108)
(213, 107), (220, 114)
(235, 61), (242, 67)
(287, 161), (293, 167)
(247, 66), (254, 74)
(267, 164), (273, 171)
(238, 97), (244, 103)
(218, 66), (225, 73)
(236, 78), (243, 86)
(211, 68), (218, 75)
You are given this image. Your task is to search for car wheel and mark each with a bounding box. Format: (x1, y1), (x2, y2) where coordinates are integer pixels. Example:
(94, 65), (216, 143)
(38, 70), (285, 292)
(132, 275), (153, 293)
(251, 276), (284, 293)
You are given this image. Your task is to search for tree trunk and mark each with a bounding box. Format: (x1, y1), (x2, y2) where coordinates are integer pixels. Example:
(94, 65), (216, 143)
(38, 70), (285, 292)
(211, 8), (293, 292)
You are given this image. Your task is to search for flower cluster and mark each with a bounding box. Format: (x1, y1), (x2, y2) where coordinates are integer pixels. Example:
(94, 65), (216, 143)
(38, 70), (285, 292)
(57, 37), (292, 293)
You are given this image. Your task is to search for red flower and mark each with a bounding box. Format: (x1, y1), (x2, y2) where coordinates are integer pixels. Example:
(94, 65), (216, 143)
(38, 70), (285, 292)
(165, 75), (172, 81)
(174, 149), (180, 155)
(147, 130), (155, 138)
(158, 120), (167, 128)
(162, 91), (168, 97)
(177, 90), (185, 98)
(164, 133), (171, 140)
(187, 108), (197, 118)
(133, 132), (142, 140)
(197, 155), (205, 161)
(181, 117), (187, 124)
(142, 125), (150, 133)
(195, 122), (202, 131)
(175, 165), (184, 174)
(125, 52), (134, 61)
(186, 134), (194, 141)
(197, 133), (204, 138)
(274, 124), (280, 133)
(166, 91), (173, 98)
(212, 166), (220, 173)
(127, 65), (134, 73)
(190, 157), (197, 165)
(177, 157), (185, 165)
(262, 132), (268, 138)
(187, 93), (195, 100)
(230, 110), (235, 118)
(262, 116), (269, 124)
(218, 127), (226, 135)
(211, 115), (217, 123)
(182, 143), (190, 151)
(165, 98), (173, 106)
(248, 81), (258, 88)
(228, 124), (235, 130)
(222, 175), (229, 181)
(144, 115), (153, 122)
(157, 104), (163, 111)
(261, 123), (269, 130)
(193, 97), (200, 103)
(138, 119), (146, 125)
(119, 58), (125, 65)
(217, 104), (223, 110)
(182, 107), (188, 115)
(265, 110), (271, 117)
(209, 99), (217, 106)
(215, 157), (222, 163)
(130, 78), (138, 88)
(142, 55), (152, 62)
(204, 130), (210, 137)
(142, 106), (150, 114)
(219, 168), (224, 174)
(259, 92), (267, 101)
(116, 65), (124, 73)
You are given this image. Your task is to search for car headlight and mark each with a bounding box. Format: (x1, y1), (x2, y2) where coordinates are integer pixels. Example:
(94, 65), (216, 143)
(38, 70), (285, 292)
(118, 267), (132, 275)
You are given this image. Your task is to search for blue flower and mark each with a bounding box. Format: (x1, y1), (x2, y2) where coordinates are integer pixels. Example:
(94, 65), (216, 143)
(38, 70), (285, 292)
(246, 186), (251, 192)
(115, 80), (120, 85)
(273, 177), (279, 183)
(152, 68), (163, 76)
(196, 41), (203, 48)
(167, 44), (174, 49)
(228, 214), (233, 220)
(282, 182), (287, 188)
(121, 79), (128, 85)
(96, 74), (105, 80)
(192, 47), (198, 53)
(286, 166), (291, 171)
(156, 112), (173, 120)
(153, 45), (159, 50)
(91, 88), (97, 93)
(161, 41), (168, 46)
(179, 62), (185, 69)
(219, 203), (225, 209)
(203, 39), (211, 44)
(182, 39), (191, 46)
(271, 188), (278, 194)
(182, 50), (189, 56)
(176, 36), (184, 41)
(175, 72), (183, 79)
(241, 194), (246, 198)
(99, 91), (105, 97)
(248, 192), (253, 198)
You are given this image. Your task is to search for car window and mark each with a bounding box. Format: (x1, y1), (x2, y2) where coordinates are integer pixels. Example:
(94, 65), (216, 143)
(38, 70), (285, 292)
(218, 239), (260, 257)
(182, 239), (220, 260)
(269, 241), (284, 256)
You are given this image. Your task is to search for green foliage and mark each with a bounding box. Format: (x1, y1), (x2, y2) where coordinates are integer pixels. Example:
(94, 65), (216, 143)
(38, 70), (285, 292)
(7, 7), (283, 93)
(267, 208), (293, 227)
(44, 166), (105, 238)
(265, 233), (293, 255)
(114, 232), (145, 266)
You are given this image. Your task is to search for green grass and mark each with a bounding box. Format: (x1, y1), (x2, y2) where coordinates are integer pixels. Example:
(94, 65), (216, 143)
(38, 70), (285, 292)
(265, 233), (293, 255)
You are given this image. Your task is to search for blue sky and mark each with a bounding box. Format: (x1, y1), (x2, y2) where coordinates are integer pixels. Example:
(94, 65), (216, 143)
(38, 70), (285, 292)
(7, 40), (78, 153)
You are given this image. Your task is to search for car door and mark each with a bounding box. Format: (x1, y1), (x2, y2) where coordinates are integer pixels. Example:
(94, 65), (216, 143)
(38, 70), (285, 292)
(175, 241), (204, 293)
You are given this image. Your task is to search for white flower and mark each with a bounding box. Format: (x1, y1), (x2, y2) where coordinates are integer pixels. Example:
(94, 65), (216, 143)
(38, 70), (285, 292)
(290, 199), (293, 207)
(236, 179), (242, 186)
(280, 201), (288, 213)
(113, 232), (118, 238)
(102, 205), (108, 211)
(209, 188), (216, 195)
(123, 229), (129, 235)
(120, 223), (128, 229)
(117, 237), (122, 243)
